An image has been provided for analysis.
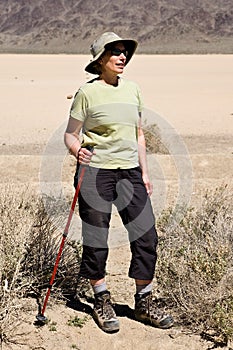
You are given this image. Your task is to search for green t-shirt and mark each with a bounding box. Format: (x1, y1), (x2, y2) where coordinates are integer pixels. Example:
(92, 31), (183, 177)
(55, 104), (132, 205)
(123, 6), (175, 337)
(70, 77), (143, 169)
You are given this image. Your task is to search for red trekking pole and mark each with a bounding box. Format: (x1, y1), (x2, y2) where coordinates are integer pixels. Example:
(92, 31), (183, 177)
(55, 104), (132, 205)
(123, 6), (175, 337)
(36, 146), (93, 324)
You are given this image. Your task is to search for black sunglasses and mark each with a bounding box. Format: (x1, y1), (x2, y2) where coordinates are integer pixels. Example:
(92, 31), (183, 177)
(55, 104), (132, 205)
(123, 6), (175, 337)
(110, 48), (129, 57)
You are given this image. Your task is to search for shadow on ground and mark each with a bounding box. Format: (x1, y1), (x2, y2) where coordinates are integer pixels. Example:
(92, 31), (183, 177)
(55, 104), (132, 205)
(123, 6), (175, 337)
(66, 296), (135, 320)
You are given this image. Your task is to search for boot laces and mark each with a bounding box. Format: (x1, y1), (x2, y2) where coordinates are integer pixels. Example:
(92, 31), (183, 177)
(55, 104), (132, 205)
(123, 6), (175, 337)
(95, 294), (116, 319)
(140, 294), (167, 321)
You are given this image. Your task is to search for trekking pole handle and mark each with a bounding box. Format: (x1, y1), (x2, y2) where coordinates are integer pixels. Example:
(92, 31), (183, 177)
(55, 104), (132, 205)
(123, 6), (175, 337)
(85, 145), (94, 153)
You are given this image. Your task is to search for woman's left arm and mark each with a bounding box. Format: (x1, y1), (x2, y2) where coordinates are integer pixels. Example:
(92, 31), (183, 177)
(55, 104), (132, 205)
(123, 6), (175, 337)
(138, 114), (153, 196)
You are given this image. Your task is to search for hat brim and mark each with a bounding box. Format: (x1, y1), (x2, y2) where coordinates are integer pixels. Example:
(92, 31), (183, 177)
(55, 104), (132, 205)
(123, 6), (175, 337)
(85, 39), (138, 75)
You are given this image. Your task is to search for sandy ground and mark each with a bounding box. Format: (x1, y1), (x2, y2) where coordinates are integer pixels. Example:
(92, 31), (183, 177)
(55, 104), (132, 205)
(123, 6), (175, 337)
(0, 54), (233, 350)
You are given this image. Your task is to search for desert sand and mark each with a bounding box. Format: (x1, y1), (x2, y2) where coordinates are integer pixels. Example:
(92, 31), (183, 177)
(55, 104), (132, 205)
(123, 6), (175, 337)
(0, 54), (232, 349)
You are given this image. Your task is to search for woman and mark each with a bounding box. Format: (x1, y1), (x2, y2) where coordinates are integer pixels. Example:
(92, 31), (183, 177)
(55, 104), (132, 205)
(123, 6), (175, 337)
(64, 32), (173, 332)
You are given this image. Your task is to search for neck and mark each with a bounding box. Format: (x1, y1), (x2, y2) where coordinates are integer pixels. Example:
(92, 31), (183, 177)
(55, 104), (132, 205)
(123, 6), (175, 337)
(99, 73), (119, 86)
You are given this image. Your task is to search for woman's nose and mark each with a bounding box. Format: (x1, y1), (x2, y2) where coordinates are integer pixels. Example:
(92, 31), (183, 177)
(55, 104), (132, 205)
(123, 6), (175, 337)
(119, 52), (126, 59)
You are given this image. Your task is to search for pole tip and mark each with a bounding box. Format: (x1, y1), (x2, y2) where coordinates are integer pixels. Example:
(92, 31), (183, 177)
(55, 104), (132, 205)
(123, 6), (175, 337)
(35, 313), (48, 326)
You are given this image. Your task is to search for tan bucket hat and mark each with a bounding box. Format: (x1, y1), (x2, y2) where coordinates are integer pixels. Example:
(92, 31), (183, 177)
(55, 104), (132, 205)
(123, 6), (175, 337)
(85, 32), (138, 75)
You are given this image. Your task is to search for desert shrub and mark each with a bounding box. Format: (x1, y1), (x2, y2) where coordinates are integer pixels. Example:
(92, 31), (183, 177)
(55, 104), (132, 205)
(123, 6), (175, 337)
(20, 194), (88, 298)
(156, 185), (233, 345)
(0, 184), (88, 345)
(0, 185), (34, 344)
(143, 123), (169, 154)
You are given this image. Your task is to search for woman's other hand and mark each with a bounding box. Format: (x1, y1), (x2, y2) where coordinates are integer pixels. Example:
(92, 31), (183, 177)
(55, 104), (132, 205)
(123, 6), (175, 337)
(142, 173), (153, 196)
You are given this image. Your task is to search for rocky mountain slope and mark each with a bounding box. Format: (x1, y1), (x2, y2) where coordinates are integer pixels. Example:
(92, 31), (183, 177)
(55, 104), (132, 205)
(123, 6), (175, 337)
(0, 0), (233, 53)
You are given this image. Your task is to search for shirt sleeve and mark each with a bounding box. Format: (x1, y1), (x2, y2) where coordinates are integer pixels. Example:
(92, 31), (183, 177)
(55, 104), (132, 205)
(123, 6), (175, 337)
(70, 88), (87, 121)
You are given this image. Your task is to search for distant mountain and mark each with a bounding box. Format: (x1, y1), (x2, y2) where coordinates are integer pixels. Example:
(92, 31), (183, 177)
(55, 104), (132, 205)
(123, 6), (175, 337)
(0, 0), (232, 53)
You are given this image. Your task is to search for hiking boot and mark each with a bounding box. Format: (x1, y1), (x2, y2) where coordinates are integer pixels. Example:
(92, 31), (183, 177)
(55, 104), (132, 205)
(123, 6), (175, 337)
(134, 292), (174, 329)
(93, 290), (119, 332)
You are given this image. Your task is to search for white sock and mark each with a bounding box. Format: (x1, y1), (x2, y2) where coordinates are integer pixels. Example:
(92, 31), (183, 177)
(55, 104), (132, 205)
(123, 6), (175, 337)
(136, 282), (153, 295)
(92, 281), (107, 295)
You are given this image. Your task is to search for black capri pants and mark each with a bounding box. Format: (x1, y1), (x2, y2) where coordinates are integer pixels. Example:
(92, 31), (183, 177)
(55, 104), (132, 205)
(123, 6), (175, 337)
(74, 165), (158, 281)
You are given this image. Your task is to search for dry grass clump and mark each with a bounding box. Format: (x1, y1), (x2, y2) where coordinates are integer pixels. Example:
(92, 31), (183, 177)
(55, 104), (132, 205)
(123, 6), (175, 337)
(143, 123), (169, 154)
(21, 194), (86, 299)
(156, 184), (233, 346)
(0, 184), (87, 346)
(0, 185), (34, 344)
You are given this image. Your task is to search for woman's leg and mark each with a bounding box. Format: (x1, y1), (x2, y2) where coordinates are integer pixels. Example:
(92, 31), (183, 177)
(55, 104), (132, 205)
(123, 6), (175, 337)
(115, 167), (173, 329)
(76, 166), (120, 332)
(115, 167), (158, 281)
(77, 166), (114, 279)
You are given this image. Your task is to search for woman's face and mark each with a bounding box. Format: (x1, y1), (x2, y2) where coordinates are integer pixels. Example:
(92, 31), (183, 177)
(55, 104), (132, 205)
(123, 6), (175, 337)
(99, 42), (128, 75)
